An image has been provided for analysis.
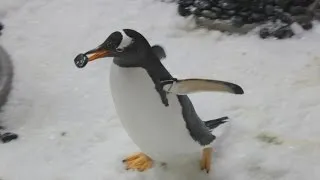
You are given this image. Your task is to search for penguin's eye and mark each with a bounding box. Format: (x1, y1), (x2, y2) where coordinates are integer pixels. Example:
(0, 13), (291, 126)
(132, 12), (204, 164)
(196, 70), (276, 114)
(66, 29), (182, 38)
(116, 48), (124, 52)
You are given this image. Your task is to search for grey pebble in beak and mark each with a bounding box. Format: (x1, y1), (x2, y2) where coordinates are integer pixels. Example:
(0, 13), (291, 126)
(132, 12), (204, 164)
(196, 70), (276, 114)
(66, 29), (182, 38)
(74, 53), (89, 68)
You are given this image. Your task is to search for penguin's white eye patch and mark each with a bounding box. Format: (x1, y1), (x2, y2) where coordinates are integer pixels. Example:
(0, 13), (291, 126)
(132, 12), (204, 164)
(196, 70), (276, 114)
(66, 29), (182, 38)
(118, 30), (133, 49)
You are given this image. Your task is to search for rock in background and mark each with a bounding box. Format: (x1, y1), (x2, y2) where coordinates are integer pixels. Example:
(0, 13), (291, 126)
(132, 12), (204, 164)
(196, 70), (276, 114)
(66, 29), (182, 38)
(174, 0), (320, 39)
(0, 132), (19, 143)
(0, 22), (3, 36)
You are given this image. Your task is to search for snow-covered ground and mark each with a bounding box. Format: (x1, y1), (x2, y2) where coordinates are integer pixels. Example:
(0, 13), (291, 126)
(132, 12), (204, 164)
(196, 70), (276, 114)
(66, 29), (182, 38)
(1, 0), (320, 179)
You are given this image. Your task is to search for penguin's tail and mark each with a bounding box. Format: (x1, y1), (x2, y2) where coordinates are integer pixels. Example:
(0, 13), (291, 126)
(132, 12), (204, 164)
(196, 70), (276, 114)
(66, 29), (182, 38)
(205, 116), (228, 131)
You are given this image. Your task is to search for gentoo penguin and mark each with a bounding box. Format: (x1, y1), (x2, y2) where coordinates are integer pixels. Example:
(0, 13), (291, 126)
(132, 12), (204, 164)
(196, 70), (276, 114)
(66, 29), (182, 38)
(74, 29), (244, 173)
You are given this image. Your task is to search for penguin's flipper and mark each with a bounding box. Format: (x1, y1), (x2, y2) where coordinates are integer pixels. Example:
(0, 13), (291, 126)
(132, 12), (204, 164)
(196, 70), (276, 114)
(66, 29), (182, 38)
(160, 78), (244, 95)
(152, 45), (166, 60)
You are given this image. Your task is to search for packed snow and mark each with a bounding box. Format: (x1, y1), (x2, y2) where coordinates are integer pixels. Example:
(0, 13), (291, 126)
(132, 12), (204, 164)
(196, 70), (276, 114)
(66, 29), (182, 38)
(0, 0), (320, 179)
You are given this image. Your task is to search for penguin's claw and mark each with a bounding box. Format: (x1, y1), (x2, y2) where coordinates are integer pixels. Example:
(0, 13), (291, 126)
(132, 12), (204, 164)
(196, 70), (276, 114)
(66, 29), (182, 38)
(200, 147), (213, 173)
(123, 152), (153, 172)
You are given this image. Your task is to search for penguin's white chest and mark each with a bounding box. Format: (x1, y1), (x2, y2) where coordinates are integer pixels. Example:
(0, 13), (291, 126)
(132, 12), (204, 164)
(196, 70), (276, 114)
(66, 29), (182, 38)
(109, 63), (201, 161)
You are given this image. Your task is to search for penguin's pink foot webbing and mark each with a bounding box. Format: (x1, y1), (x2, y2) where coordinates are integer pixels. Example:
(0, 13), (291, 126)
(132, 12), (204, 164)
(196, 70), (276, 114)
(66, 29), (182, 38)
(200, 147), (213, 173)
(122, 152), (153, 171)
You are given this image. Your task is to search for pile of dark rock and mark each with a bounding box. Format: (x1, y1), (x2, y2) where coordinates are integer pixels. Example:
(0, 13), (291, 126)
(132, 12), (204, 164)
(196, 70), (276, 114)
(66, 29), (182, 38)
(0, 126), (18, 143)
(176, 0), (320, 39)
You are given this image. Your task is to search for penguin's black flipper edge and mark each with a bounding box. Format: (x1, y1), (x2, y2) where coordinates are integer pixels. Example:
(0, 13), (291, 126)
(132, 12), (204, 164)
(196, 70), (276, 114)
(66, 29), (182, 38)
(152, 45), (166, 60)
(160, 78), (244, 95)
(222, 81), (244, 95)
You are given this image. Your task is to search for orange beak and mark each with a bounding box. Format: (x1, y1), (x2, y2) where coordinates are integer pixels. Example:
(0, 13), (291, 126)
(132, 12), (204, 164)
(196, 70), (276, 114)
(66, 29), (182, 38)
(86, 49), (111, 62)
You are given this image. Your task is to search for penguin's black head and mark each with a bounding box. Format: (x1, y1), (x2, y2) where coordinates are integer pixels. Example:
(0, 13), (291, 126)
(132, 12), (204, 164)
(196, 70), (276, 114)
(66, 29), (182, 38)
(75, 29), (152, 68)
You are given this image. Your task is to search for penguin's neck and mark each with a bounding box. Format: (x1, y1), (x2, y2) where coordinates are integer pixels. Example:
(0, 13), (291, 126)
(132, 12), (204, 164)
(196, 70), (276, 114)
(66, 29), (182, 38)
(112, 58), (173, 80)
(112, 58), (141, 68)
